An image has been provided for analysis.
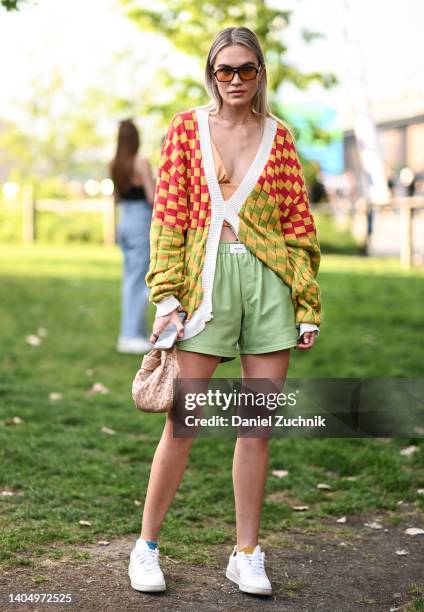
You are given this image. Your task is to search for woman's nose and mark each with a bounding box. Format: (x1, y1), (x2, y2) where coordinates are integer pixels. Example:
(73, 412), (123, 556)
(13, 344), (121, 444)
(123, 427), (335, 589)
(231, 71), (243, 84)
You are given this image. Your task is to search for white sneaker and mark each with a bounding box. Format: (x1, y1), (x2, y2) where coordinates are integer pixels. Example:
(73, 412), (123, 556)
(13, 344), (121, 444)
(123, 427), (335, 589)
(226, 544), (272, 596)
(128, 539), (166, 592)
(116, 336), (152, 354)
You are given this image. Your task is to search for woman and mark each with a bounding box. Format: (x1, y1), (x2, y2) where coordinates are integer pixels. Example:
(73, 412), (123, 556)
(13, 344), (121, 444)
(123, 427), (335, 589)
(129, 27), (322, 596)
(109, 119), (156, 354)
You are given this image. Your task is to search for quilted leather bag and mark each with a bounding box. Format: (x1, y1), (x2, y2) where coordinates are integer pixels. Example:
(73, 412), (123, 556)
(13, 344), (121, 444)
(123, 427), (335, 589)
(132, 345), (180, 413)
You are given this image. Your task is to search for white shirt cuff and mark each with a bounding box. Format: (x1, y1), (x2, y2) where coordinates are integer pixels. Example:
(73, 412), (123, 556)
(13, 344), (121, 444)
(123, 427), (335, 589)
(298, 323), (320, 338)
(154, 295), (181, 318)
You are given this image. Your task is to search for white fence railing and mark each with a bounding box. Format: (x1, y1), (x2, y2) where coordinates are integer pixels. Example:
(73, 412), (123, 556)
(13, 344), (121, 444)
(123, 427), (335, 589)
(330, 196), (424, 269)
(21, 189), (116, 246)
(15, 190), (424, 267)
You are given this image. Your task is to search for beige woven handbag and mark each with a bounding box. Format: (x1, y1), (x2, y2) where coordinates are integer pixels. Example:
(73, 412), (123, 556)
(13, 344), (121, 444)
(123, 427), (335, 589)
(132, 344), (180, 413)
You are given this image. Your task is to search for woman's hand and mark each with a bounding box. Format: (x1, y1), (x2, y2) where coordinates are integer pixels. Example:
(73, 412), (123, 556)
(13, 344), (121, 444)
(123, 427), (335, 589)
(297, 330), (318, 350)
(149, 307), (185, 345)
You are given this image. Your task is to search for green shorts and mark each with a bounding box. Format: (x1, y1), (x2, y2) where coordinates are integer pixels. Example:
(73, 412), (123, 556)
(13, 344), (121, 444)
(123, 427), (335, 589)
(177, 241), (298, 363)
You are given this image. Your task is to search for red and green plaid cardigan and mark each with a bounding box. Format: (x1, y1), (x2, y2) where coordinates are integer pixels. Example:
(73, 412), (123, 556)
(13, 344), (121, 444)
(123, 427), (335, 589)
(145, 109), (322, 327)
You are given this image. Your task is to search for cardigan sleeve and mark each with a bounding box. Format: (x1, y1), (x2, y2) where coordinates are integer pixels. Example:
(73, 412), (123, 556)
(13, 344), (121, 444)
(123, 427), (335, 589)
(145, 113), (188, 313)
(280, 129), (322, 327)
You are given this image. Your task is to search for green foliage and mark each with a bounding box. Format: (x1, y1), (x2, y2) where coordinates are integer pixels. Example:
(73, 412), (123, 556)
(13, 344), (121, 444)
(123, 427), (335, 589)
(315, 211), (362, 255)
(34, 211), (104, 244)
(120, 0), (338, 122)
(0, 200), (105, 245)
(33, 177), (72, 200)
(0, 202), (21, 243)
(0, 72), (110, 184)
(0, 0), (25, 10)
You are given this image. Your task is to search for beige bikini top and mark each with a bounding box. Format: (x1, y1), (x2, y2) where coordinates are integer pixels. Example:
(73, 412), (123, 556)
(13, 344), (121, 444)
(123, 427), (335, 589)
(210, 139), (239, 227)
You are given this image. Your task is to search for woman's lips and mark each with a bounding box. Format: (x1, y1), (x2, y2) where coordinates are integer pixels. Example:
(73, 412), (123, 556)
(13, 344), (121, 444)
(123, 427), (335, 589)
(229, 90), (246, 96)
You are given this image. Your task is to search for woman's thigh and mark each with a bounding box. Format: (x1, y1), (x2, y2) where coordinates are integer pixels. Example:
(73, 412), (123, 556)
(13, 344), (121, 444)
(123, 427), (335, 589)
(240, 349), (291, 380)
(232, 351), (292, 438)
(176, 348), (222, 379)
(166, 349), (222, 434)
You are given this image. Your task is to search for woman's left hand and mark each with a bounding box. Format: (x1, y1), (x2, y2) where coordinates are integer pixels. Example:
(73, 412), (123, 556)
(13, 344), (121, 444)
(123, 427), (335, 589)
(297, 331), (318, 350)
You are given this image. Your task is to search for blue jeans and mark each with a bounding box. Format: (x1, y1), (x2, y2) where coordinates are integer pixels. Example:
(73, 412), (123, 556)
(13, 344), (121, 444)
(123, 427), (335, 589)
(117, 200), (152, 339)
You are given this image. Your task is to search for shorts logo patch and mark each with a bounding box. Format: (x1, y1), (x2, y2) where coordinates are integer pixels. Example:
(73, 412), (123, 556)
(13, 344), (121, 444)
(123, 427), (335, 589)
(229, 243), (247, 254)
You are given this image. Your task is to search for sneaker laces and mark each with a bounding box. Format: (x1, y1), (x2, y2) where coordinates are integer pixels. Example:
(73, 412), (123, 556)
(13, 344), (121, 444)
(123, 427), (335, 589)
(134, 547), (160, 573)
(240, 549), (266, 576)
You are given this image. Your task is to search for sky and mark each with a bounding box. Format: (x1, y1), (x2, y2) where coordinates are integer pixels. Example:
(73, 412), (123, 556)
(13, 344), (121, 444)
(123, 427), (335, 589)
(278, 0), (424, 126)
(0, 0), (423, 157)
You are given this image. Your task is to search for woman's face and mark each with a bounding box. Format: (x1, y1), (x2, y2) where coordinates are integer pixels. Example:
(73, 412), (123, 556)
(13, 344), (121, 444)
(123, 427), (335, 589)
(212, 44), (263, 111)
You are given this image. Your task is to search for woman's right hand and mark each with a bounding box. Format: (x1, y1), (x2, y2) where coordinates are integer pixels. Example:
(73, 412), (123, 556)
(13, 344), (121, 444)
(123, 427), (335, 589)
(149, 307), (185, 345)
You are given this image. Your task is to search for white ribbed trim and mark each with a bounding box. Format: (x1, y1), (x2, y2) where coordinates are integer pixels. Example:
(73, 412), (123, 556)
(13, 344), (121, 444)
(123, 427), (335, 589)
(178, 107), (277, 342)
(205, 111), (277, 237)
(298, 323), (320, 337)
(154, 294), (181, 318)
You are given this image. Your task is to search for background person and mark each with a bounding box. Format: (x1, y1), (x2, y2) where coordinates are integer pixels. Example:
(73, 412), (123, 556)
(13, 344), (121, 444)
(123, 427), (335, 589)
(109, 119), (156, 354)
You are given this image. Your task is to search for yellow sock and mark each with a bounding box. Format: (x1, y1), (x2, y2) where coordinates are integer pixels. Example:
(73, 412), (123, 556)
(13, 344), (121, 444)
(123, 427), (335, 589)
(238, 545), (256, 554)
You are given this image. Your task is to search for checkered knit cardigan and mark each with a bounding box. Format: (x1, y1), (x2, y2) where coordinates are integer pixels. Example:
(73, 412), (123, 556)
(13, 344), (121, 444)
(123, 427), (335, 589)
(145, 109), (321, 327)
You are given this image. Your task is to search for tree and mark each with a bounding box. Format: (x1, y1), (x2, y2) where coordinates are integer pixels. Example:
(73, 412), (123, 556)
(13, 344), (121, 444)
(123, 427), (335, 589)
(120, 0), (338, 128)
(0, 0), (27, 10)
(0, 70), (111, 189)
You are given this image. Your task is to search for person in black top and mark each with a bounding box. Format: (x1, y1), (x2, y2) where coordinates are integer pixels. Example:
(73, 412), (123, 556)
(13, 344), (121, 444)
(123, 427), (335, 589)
(309, 162), (328, 204)
(109, 119), (156, 354)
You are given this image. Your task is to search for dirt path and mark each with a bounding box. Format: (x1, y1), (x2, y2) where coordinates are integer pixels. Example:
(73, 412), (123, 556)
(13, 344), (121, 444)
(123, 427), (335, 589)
(1, 506), (423, 612)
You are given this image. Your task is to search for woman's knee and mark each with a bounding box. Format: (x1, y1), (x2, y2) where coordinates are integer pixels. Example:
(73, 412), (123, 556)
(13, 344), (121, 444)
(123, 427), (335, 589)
(235, 436), (269, 452)
(161, 416), (195, 450)
(160, 433), (195, 456)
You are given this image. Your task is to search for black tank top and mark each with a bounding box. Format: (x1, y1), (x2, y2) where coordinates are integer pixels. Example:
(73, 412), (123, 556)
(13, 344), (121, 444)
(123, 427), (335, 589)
(119, 183), (147, 201)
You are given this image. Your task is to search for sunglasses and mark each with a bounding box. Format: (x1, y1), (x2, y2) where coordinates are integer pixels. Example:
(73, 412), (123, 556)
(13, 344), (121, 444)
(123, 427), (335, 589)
(213, 64), (262, 82)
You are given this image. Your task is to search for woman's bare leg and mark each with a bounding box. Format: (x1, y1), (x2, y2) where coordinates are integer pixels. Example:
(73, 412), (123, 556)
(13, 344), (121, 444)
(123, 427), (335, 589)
(233, 349), (291, 549)
(140, 349), (221, 541)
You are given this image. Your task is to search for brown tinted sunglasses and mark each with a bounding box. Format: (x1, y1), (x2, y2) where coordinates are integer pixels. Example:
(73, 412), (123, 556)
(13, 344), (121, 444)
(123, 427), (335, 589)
(213, 64), (261, 82)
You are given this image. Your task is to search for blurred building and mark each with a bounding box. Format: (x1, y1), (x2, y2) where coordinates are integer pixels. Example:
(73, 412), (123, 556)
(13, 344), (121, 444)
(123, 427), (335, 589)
(342, 95), (424, 185)
(341, 95), (424, 261)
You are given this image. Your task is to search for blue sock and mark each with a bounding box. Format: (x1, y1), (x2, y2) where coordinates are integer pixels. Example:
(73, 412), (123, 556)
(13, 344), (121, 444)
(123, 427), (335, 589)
(137, 537), (157, 550)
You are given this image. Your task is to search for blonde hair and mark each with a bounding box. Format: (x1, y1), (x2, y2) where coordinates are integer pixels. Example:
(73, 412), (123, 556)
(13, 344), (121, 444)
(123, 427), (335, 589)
(203, 26), (285, 131)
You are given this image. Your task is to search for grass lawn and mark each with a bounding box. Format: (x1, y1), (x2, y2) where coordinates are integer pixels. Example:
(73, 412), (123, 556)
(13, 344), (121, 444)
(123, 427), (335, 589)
(0, 242), (423, 570)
